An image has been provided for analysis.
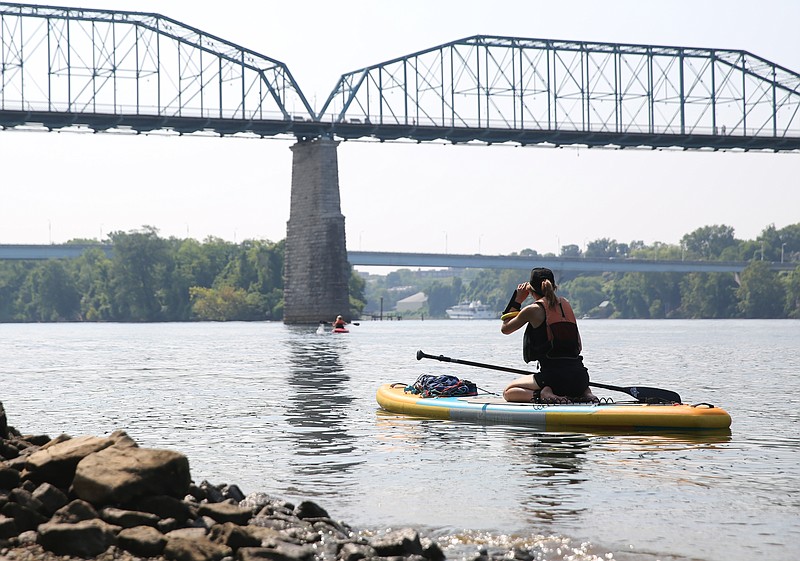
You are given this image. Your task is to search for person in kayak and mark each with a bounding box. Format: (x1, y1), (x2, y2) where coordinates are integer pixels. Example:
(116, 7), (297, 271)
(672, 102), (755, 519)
(500, 267), (598, 403)
(333, 315), (347, 329)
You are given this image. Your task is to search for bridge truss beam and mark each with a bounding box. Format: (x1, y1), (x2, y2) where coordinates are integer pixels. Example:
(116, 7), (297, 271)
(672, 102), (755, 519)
(0, 2), (314, 134)
(320, 35), (800, 151)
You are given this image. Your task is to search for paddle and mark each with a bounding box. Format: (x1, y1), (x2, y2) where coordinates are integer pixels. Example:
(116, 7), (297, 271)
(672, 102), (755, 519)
(415, 350), (682, 403)
(319, 320), (361, 326)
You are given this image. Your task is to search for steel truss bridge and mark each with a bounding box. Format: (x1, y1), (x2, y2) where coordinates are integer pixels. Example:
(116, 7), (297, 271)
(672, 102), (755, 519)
(1, 3), (799, 150)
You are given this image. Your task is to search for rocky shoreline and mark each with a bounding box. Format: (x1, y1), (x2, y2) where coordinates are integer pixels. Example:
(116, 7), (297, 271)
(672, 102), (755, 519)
(0, 401), (521, 561)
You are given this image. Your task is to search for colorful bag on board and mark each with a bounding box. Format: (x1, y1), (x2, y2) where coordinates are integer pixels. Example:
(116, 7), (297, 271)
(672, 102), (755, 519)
(407, 374), (478, 398)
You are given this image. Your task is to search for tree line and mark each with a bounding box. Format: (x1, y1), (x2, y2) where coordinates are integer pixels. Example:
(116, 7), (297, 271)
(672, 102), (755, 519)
(363, 223), (800, 319)
(0, 226), (365, 322)
(1, 223), (797, 322)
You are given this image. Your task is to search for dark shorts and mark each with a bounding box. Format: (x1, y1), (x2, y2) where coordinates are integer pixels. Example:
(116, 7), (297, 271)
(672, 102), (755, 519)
(533, 358), (590, 397)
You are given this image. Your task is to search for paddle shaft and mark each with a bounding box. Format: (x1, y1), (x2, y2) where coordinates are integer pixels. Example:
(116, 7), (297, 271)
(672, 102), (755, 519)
(416, 350), (681, 403)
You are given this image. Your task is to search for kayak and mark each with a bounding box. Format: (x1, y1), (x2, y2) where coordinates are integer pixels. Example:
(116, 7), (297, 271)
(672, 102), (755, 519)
(376, 383), (732, 430)
(332, 327), (349, 333)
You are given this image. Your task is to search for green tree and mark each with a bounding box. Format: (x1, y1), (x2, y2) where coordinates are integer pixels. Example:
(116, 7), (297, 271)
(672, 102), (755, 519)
(349, 269), (366, 318)
(190, 286), (253, 321)
(15, 261), (80, 321)
(609, 273), (650, 318)
(0, 262), (34, 321)
(784, 266), (800, 318)
(560, 244), (582, 257)
(72, 247), (114, 321)
(562, 276), (607, 316)
(425, 278), (462, 317)
(679, 272), (739, 318)
(109, 227), (171, 321)
(681, 225), (737, 260)
(736, 261), (786, 318)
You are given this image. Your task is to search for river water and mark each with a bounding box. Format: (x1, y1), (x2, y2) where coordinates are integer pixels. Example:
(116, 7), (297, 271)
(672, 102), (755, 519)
(1, 319), (798, 561)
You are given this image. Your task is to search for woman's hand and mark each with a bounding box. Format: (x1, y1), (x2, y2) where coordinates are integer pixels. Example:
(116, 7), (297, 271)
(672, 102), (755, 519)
(515, 282), (531, 304)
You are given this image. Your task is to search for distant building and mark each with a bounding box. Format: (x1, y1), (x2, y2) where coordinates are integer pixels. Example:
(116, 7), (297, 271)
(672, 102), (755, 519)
(396, 291), (428, 313)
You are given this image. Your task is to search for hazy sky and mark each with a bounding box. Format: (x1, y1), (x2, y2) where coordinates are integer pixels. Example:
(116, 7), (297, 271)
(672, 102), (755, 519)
(2, 0), (799, 257)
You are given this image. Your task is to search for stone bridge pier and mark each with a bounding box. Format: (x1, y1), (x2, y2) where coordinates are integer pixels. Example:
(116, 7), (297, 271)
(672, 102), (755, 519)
(283, 137), (352, 324)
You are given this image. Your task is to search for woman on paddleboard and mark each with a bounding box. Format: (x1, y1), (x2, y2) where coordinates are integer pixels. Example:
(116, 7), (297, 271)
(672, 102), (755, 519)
(500, 267), (598, 403)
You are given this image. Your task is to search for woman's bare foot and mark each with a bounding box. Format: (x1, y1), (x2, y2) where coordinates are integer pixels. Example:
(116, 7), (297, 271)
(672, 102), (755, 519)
(580, 388), (600, 403)
(540, 386), (571, 404)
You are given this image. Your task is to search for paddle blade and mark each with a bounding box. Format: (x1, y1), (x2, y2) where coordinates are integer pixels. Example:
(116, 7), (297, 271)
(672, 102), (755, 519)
(628, 386), (682, 404)
(590, 381), (681, 403)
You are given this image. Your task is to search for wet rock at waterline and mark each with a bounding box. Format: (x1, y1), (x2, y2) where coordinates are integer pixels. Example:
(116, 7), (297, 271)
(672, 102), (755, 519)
(0, 399), (455, 561)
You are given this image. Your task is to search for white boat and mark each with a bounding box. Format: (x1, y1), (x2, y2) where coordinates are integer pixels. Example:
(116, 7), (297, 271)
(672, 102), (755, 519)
(445, 301), (497, 320)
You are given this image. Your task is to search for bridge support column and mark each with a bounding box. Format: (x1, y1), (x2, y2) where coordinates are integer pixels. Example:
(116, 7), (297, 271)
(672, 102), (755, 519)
(283, 137), (351, 324)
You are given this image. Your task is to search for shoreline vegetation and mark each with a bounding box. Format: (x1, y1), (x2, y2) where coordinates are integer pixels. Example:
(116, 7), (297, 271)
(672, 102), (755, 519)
(0, 223), (798, 323)
(0, 400), (538, 561)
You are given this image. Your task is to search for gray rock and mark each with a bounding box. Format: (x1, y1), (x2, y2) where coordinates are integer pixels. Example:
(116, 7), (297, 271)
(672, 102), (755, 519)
(100, 506), (161, 528)
(338, 541), (377, 561)
(51, 498), (99, 523)
(24, 434), (124, 488)
(208, 521), (262, 549)
(164, 535), (232, 561)
(236, 543), (315, 561)
(1, 501), (48, 532)
(0, 402), (7, 439)
(198, 501), (253, 525)
(0, 466), (20, 490)
(73, 445), (191, 505)
(294, 500), (329, 520)
(131, 494), (196, 521)
(118, 525), (167, 557)
(370, 529), (424, 557)
(8, 488), (44, 514)
(37, 518), (120, 557)
(0, 514), (18, 539)
(31, 482), (68, 516)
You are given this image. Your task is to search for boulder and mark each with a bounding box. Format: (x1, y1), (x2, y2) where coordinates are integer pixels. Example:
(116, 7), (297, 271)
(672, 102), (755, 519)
(338, 542), (378, 561)
(24, 434), (122, 487)
(31, 482), (69, 516)
(51, 499), (99, 523)
(294, 500), (329, 520)
(197, 501), (253, 525)
(117, 525), (167, 557)
(0, 402), (7, 439)
(37, 518), (120, 557)
(73, 445), (190, 505)
(370, 528), (424, 557)
(207, 521), (262, 549)
(0, 466), (21, 490)
(164, 535), (232, 561)
(236, 543), (315, 561)
(0, 515), (18, 539)
(1, 501), (47, 532)
(130, 495), (196, 522)
(100, 506), (161, 528)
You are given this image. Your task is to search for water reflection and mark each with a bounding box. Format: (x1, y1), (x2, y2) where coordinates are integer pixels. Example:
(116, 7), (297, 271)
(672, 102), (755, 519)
(500, 430), (590, 523)
(281, 328), (362, 494)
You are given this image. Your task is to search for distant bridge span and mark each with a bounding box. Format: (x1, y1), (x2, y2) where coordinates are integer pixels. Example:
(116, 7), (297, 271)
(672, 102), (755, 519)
(0, 245), (794, 274)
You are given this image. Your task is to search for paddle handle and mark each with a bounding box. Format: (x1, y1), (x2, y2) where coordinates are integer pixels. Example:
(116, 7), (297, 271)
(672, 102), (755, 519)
(416, 350), (681, 403)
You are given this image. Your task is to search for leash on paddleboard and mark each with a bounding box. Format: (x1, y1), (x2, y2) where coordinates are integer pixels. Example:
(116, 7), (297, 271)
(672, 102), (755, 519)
(416, 349), (682, 404)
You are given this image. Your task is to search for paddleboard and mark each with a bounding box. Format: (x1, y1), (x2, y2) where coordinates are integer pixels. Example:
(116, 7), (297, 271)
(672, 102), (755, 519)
(376, 383), (731, 430)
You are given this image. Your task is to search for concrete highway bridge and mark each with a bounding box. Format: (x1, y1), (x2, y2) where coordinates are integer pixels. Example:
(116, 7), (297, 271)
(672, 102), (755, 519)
(0, 245), (794, 275)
